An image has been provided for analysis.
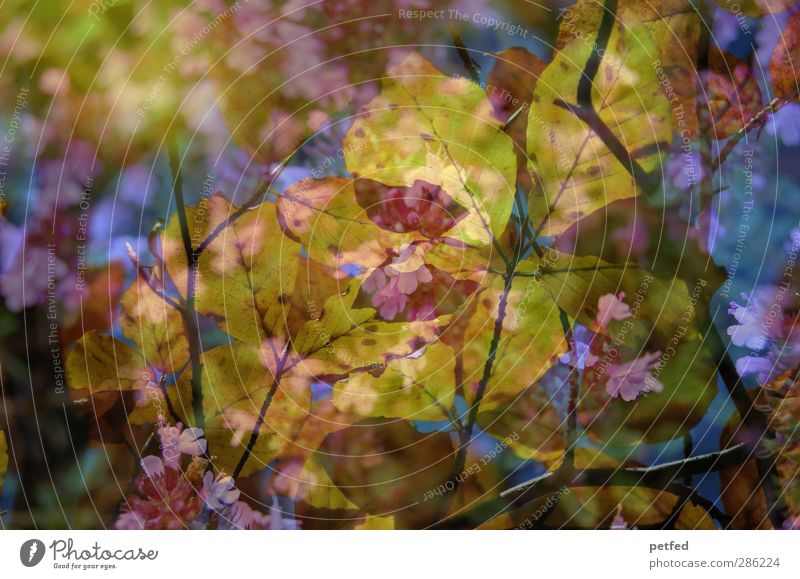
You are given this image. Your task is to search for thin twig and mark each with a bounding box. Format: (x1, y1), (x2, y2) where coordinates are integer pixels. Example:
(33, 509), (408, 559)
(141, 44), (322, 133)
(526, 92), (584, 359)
(712, 98), (784, 170)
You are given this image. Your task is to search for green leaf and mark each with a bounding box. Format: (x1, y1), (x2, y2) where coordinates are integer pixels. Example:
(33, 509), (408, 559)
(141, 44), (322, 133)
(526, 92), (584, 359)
(538, 252), (704, 344)
(528, 8), (671, 235)
(344, 52), (517, 246)
(579, 340), (717, 445)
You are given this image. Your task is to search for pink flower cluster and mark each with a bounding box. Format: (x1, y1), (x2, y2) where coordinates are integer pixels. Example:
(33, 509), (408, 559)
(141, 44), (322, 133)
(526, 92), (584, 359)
(115, 421), (300, 530)
(363, 244), (434, 320)
(559, 293), (664, 402)
(366, 180), (458, 238)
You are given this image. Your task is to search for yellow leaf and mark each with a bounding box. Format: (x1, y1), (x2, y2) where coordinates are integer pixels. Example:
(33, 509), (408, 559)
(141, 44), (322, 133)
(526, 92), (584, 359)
(463, 265), (567, 409)
(66, 331), (152, 393)
(345, 52), (517, 246)
(162, 195), (299, 346)
(200, 343), (311, 478)
(528, 8), (671, 235)
(333, 341), (455, 421)
(119, 281), (188, 374)
(290, 279), (441, 378)
(277, 177), (412, 269)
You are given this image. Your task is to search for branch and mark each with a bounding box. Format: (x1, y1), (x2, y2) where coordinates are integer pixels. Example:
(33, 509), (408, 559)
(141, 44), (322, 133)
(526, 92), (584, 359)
(553, 99), (661, 193)
(449, 23), (481, 83)
(577, 0), (617, 108)
(168, 139), (205, 429)
(712, 98), (785, 170)
(232, 347), (290, 479)
(502, 443), (748, 500)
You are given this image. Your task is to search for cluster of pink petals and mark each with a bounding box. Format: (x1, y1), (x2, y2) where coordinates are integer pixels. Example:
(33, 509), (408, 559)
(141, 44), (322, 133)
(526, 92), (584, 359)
(368, 180), (457, 238)
(363, 244), (433, 320)
(604, 351), (664, 402)
(115, 421), (302, 530)
(115, 463), (204, 530)
(558, 293), (664, 402)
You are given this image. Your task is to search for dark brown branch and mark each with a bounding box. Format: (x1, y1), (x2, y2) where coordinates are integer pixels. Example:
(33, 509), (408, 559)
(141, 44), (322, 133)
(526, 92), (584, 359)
(449, 23), (481, 84)
(553, 99), (661, 193)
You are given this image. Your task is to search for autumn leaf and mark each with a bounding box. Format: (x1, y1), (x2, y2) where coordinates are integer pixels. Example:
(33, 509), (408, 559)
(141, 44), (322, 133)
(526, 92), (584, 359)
(312, 419), (455, 528)
(462, 262), (567, 410)
(528, 7), (671, 235)
(67, 331), (153, 394)
(289, 279), (441, 378)
(199, 343), (312, 478)
(704, 48), (763, 139)
(537, 252), (705, 343)
(487, 46), (547, 191)
(344, 52), (517, 246)
(719, 413), (772, 529)
(333, 341), (455, 421)
(66, 329), (192, 427)
(771, 12), (800, 102)
(579, 340), (717, 445)
(477, 376), (567, 465)
(119, 281), (188, 374)
(277, 177), (413, 270)
(557, 0), (701, 135)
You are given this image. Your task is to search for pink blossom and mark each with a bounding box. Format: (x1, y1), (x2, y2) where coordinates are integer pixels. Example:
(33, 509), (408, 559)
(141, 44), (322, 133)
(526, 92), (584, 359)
(363, 244), (433, 320)
(605, 352), (664, 402)
(115, 463), (203, 529)
(595, 293), (632, 329)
